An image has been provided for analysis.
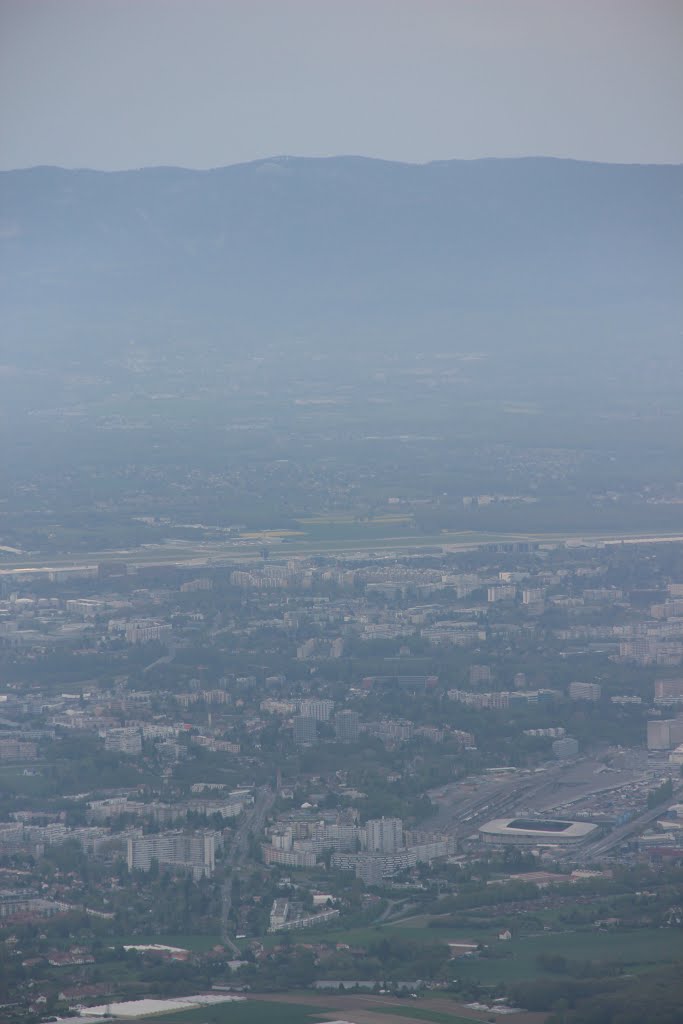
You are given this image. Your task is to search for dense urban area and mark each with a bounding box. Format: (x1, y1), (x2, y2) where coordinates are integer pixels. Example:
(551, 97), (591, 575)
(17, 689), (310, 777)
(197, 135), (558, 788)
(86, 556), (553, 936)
(1, 532), (683, 1024)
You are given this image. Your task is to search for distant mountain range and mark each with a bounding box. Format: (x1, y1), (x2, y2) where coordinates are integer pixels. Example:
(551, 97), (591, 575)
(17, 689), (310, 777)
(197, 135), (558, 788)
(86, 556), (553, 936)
(1, 156), (681, 364)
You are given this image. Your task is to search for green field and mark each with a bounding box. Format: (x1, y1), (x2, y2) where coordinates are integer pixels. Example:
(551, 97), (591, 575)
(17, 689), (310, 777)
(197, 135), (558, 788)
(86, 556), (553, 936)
(258, 924), (394, 950)
(146, 999), (326, 1024)
(292, 515), (417, 542)
(122, 911), (683, 991)
(0, 765), (51, 796)
(258, 918), (683, 988)
(451, 928), (683, 985)
(367, 1006), (483, 1024)
(146, 999), (489, 1024)
(257, 920), (481, 951)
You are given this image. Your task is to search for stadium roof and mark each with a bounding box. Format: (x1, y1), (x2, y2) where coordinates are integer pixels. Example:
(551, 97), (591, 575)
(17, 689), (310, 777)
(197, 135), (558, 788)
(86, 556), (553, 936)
(479, 817), (597, 841)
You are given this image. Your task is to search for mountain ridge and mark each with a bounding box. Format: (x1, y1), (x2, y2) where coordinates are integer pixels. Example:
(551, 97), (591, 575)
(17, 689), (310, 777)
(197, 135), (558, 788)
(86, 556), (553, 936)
(1, 156), (681, 366)
(4, 152), (683, 173)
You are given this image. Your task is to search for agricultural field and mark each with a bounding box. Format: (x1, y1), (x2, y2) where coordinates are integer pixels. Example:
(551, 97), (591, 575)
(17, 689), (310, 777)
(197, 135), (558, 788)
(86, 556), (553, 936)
(247, 992), (547, 1024)
(449, 927), (683, 985)
(145, 999), (324, 1024)
(256, 914), (683, 989)
(366, 1006), (488, 1024)
(144, 1004), (488, 1024)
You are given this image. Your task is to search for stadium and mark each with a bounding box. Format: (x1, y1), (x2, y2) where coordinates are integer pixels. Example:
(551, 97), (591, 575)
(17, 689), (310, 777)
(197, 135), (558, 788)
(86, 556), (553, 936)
(479, 817), (598, 847)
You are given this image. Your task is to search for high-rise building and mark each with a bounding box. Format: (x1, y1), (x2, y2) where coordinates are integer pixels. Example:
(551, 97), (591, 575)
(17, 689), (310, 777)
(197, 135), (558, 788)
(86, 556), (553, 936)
(127, 831), (219, 878)
(469, 665), (492, 686)
(335, 710), (360, 743)
(299, 699), (335, 721)
(647, 717), (683, 750)
(364, 817), (403, 854)
(648, 720), (671, 750)
(293, 715), (318, 744)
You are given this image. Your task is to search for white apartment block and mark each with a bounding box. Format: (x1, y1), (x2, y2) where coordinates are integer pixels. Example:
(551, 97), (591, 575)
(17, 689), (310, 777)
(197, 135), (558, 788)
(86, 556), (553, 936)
(124, 620), (172, 644)
(363, 817), (403, 853)
(104, 727), (142, 755)
(127, 830), (220, 879)
(568, 681), (601, 701)
(299, 698), (335, 721)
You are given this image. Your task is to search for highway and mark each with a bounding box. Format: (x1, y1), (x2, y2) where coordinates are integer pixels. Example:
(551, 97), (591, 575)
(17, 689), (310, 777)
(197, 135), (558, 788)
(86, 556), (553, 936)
(576, 783), (683, 863)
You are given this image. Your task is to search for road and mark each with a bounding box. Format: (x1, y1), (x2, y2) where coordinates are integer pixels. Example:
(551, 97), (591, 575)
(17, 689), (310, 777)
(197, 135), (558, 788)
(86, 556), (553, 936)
(142, 643), (176, 674)
(375, 897), (416, 923)
(221, 785), (275, 953)
(577, 783), (683, 862)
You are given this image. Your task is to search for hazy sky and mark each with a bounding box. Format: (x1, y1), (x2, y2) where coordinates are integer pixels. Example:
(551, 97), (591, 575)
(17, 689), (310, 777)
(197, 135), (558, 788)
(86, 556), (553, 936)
(1, 0), (682, 170)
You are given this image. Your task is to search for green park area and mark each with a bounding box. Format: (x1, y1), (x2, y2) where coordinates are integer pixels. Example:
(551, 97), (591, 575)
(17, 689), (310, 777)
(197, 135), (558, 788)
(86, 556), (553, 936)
(0, 765), (52, 797)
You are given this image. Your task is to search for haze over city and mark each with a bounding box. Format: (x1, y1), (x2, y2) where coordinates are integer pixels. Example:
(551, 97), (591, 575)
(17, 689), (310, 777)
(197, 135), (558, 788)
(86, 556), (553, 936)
(0, 3), (682, 1023)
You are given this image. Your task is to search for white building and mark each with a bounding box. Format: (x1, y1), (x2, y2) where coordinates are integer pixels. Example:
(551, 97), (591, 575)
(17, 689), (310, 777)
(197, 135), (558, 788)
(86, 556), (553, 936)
(552, 736), (579, 758)
(568, 681), (601, 701)
(127, 831), (220, 879)
(261, 846), (317, 868)
(104, 727), (142, 756)
(332, 840), (449, 883)
(299, 699), (335, 721)
(125, 620), (172, 644)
